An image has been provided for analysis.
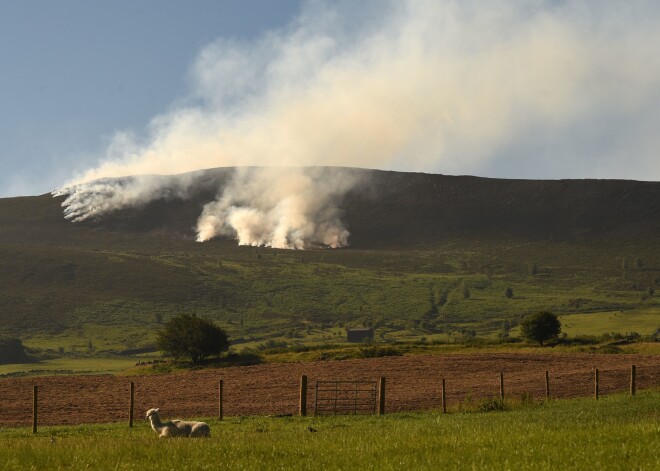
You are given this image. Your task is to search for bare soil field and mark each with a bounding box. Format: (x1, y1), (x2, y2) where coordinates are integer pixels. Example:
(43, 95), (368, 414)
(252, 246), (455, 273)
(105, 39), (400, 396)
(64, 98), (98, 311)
(0, 353), (658, 427)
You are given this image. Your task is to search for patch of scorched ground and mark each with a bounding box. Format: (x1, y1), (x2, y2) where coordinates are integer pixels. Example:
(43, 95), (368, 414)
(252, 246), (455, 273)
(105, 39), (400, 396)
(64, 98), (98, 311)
(0, 352), (658, 427)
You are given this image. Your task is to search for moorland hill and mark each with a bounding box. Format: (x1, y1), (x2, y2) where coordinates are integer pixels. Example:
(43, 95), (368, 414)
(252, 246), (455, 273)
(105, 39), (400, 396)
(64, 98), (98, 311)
(4, 167), (657, 247)
(0, 167), (658, 355)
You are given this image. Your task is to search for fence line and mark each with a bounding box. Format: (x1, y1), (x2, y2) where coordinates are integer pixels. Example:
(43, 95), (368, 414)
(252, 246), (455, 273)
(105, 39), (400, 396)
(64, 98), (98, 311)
(378, 377), (386, 415)
(2, 362), (657, 429)
(219, 380), (224, 420)
(313, 380), (378, 416)
(441, 378), (447, 414)
(499, 372), (504, 401)
(129, 382), (135, 428)
(299, 375), (307, 417)
(32, 385), (37, 434)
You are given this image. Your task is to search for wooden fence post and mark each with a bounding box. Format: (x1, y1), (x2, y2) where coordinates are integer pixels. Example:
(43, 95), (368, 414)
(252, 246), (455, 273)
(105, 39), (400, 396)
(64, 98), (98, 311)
(594, 368), (599, 400)
(129, 382), (135, 428)
(32, 385), (38, 434)
(630, 365), (636, 396)
(441, 378), (447, 414)
(378, 377), (386, 415)
(299, 375), (308, 417)
(314, 381), (319, 417)
(545, 370), (550, 400)
(499, 372), (504, 401)
(219, 379), (224, 420)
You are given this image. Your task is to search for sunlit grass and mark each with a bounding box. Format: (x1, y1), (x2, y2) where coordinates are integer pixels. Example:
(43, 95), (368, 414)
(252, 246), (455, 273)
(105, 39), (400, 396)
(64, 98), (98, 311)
(0, 391), (657, 470)
(559, 308), (660, 336)
(0, 357), (145, 377)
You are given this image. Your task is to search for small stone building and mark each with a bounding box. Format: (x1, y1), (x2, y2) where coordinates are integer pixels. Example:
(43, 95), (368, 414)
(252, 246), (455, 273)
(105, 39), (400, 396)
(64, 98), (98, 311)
(346, 327), (374, 343)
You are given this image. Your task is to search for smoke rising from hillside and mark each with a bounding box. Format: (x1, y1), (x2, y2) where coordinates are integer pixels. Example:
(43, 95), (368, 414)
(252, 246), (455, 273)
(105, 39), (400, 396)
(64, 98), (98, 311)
(53, 174), (197, 222)
(56, 0), (660, 247)
(195, 167), (356, 248)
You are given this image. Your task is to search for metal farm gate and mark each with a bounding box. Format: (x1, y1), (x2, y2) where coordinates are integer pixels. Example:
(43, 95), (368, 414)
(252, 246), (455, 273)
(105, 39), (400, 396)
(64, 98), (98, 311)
(314, 380), (378, 415)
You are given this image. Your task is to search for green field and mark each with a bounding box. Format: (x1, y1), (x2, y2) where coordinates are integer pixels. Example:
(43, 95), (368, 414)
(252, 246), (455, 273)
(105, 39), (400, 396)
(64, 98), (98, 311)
(0, 356), (149, 377)
(559, 309), (660, 337)
(2, 237), (659, 358)
(2, 249), (659, 377)
(0, 391), (658, 470)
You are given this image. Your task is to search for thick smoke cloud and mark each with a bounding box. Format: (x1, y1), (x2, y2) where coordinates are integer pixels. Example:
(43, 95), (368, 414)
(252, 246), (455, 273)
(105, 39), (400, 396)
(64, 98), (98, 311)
(56, 0), (660, 247)
(196, 167), (356, 248)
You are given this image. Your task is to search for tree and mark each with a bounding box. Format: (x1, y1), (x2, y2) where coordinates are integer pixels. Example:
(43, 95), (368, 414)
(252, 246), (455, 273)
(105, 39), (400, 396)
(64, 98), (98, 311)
(156, 314), (229, 363)
(505, 287), (514, 299)
(528, 263), (538, 276)
(0, 336), (27, 364)
(438, 289), (449, 306)
(520, 311), (561, 346)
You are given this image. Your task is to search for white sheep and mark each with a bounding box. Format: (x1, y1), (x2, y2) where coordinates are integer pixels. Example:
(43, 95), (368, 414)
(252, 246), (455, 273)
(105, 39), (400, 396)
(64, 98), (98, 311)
(145, 408), (210, 438)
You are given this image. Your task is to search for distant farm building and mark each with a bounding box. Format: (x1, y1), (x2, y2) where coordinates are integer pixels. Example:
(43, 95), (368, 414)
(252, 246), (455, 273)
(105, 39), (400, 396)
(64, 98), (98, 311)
(346, 327), (374, 343)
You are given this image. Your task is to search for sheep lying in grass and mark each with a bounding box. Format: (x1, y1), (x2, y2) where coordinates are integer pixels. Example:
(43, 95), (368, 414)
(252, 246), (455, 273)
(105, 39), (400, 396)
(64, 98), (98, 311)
(145, 408), (210, 438)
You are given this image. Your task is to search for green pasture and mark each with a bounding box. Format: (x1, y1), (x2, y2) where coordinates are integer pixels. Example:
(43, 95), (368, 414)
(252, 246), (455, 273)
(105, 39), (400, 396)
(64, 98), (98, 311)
(559, 309), (660, 337)
(0, 391), (658, 470)
(0, 356), (149, 377)
(2, 235), (660, 369)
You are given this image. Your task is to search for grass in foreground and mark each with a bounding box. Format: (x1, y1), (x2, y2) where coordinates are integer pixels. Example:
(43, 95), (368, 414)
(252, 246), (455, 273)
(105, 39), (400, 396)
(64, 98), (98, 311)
(0, 391), (658, 470)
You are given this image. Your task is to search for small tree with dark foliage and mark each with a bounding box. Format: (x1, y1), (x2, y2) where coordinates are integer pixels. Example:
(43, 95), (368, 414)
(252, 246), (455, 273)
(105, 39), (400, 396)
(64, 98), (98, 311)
(520, 311), (561, 346)
(157, 314), (229, 363)
(0, 337), (27, 364)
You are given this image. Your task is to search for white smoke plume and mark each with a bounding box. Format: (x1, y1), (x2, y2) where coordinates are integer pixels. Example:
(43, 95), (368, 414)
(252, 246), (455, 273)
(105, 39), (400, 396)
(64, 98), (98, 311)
(53, 173), (197, 222)
(196, 167), (356, 248)
(55, 0), (660, 247)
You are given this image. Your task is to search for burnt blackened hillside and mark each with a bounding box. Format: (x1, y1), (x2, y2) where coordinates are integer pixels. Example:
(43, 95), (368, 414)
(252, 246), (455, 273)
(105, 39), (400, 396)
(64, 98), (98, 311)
(342, 170), (660, 247)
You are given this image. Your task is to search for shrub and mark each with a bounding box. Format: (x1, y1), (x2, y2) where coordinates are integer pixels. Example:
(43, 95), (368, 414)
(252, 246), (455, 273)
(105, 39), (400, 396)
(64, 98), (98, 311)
(599, 344), (623, 354)
(477, 398), (505, 412)
(156, 314), (229, 363)
(520, 311), (561, 346)
(528, 262), (538, 276)
(438, 289), (449, 306)
(0, 337), (27, 364)
(357, 345), (402, 358)
(652, 328), (660, 342)
(257, 339), (289, 351)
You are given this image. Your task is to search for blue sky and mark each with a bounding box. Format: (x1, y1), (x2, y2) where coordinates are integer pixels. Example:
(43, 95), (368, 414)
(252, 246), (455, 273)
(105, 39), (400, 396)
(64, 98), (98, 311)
(3, 1), (660, 198)
(0, 0), (301, 196)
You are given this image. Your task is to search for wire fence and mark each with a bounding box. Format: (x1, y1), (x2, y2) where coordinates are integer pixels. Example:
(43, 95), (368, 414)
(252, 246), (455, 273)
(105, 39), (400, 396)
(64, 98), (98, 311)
(314, 380), (379, 415)
(0, 353), (659, 429)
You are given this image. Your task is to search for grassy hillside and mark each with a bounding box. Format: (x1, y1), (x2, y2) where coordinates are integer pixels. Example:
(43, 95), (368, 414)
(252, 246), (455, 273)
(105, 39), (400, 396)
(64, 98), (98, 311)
(0, 168), (659, 357)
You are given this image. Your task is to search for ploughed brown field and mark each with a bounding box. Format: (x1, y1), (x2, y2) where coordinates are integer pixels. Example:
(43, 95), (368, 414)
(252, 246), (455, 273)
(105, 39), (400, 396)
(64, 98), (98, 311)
(1, 353), (659, 427)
